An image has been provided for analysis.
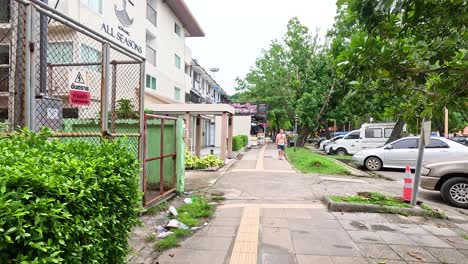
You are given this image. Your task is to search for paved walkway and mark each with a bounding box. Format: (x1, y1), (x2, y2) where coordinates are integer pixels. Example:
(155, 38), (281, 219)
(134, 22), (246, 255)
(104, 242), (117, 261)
(154, 144), (468, 264)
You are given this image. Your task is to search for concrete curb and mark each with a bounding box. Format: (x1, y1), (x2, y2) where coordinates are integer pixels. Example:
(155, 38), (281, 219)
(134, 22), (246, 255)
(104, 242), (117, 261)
(323, 196), (446, 219)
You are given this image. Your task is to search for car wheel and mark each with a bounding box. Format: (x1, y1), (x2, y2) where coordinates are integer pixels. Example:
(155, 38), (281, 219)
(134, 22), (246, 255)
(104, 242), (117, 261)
(440, 177), (468, 209)
(335, 148), (347, 156)
(314, 143), (320, 149)
(365, 157), (382, 171)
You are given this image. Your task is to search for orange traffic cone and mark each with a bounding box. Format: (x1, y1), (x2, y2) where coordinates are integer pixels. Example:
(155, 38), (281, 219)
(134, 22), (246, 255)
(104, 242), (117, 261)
(403, 165), (413, 202)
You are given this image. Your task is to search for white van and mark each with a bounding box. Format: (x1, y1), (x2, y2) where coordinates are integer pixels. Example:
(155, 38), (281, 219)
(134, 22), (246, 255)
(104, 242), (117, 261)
(329, 123), (397, 155)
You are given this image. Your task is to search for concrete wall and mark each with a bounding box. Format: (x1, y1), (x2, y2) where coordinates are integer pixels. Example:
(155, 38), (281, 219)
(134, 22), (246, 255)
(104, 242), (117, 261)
(214, 115), (251, 147)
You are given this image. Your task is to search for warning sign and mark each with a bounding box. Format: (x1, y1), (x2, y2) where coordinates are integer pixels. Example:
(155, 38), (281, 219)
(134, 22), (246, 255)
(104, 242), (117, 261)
(69, 70), (91, 106)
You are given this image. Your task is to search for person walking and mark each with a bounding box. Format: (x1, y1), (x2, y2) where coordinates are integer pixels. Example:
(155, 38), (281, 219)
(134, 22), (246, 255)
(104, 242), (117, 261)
(276, 129), (287, 160)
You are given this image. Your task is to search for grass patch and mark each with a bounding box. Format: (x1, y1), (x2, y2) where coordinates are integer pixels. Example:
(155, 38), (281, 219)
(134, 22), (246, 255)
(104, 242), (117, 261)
(177, 197), (214, 219)
(330, 192), (412, 208)
(145, 233), (156, 243)
(154, 197), (214, 251)
(143, 200), (169, 215)
(177, 213), (199, 227)
(155, 234), (178, 250)
(462, 234), (468, 240)
(210, 196), (225, 201)
(420, 204), (433, 211)
(285, 148), (349, 174)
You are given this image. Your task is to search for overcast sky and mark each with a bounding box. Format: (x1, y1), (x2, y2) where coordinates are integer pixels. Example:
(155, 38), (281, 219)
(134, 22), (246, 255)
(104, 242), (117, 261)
(185, 0), (338, 95)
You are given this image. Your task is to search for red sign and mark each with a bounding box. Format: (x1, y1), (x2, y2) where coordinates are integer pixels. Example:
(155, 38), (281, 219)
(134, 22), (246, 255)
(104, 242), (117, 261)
(69, 90), (91, 106)
(69, 70), (91, 106)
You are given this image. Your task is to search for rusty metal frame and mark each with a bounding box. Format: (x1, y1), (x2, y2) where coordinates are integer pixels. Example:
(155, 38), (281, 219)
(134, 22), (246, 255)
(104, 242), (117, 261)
(142, 113), (178, 206)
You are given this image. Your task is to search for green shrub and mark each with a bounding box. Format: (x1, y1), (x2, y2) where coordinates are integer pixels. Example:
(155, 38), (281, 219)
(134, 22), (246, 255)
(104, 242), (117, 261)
(232, 136), (244, 151)
(240, 135), (249, 147)
(0, 120), (7, 133)
(185, 149), (224, 169)
(0, 129), (141, 263)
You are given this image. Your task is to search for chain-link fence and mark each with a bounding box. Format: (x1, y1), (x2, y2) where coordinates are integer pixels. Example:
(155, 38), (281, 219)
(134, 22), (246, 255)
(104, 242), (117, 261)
(0, 0), (144, 156)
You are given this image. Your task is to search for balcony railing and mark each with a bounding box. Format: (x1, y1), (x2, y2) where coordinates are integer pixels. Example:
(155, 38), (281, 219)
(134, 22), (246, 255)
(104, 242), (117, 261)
(146, 3), (157, 27)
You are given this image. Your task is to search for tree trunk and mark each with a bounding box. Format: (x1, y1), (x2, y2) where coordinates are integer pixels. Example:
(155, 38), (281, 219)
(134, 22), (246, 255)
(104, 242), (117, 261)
(297, 127), (311, 147)
(386, 118), (405, 144)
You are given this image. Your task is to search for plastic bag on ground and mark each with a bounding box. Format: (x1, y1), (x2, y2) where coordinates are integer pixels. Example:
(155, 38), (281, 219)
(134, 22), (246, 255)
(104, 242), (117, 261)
(166, 219), (189, 230)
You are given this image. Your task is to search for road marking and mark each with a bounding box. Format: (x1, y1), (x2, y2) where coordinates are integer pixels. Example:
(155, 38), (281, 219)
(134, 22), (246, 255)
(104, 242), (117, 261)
(220, 203), (325, 209)
(229, 207), (260, 264)
(255, 144), (267, 170)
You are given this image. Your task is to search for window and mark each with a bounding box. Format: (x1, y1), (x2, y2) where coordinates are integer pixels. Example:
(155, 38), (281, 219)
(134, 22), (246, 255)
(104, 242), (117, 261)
(48, 42), (73, 65)
(346, 132), (360, 140)
(146, 45), (156, 66)
(185, 63), (191, 76)
(81, 0), (102, 14)
(426, 139), (449, 149)
(63, 108), (79, 118)
(0, 45), (9, 64)
(0, 0), (10, 23)
(175, 23), (181, 37)
(365, 128), (382, 138)
(174, 87), (181, 100)
(384, 128), (393, 138)
(147, 2), (157, 26)
(80, 44), (101, 71)
(146, 74), (156, 90)
(391, 139), (418, 149)
(174, 54), (181, 69)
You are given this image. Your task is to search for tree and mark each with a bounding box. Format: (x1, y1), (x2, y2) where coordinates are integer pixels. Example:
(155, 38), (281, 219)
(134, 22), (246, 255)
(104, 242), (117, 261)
(235, 18), (344, 146)
(331, 0), (467, 141)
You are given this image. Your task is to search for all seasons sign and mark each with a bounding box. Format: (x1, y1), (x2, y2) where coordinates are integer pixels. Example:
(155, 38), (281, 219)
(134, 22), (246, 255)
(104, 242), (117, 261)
(101, 0), (143, 54)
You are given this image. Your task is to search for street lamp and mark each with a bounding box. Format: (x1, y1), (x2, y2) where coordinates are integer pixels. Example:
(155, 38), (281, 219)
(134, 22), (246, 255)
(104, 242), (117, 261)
(209, 67), (219, 80)
(294, 115), (299, 152)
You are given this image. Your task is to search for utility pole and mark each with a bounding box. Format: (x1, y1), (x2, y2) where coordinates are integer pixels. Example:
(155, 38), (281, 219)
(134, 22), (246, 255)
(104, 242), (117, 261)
(411, 119), (431, 206)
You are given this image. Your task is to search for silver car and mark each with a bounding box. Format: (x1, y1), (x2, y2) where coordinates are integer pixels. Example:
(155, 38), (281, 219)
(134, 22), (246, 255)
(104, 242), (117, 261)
(421, 160), (468, 208)
(320, 135), (344, 151)
(352, 137), (468, 171)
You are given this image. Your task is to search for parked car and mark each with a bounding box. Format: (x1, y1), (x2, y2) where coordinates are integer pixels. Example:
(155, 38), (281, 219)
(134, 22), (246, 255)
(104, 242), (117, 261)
(421, 159), (468, 208)
(451, 136), (468, 146)
(330, 123), (398, 155)
(352, 137), (468, 171)
(327, 130), (361, 155)
(320, 135), (345, 151)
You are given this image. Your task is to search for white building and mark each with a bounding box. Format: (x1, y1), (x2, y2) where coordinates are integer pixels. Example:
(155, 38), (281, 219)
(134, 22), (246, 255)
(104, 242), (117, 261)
(42, 0), (205, 106)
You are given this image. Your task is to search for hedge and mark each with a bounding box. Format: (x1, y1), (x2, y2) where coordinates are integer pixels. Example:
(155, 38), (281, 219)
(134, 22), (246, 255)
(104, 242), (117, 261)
(232, 135), (249, 151)
(240, 135), (249, 147)
(0, 130), (141, 263)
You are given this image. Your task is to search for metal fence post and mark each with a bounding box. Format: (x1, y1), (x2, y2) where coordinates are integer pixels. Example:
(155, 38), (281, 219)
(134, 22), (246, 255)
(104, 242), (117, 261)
(139, 61), (146, 195)
(24, 2), (36, 130)
(100, 43), (110, 134)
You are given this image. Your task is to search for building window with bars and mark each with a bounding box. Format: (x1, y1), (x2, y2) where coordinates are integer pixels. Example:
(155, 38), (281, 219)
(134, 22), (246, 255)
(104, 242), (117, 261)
(146, 45), (156, 66)
(147, 2), (157, 26)
(81, 0), (102, 14)
(146, 74), (156, 90)
(174, 54), (181, 69)
(0, 0), (10, 23)
(174, 87), (181, 101)
(48, 42), (73, 65)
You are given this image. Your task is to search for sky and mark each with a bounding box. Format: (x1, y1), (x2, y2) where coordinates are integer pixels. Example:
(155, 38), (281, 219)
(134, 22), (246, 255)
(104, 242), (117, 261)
(184, 0), (338, 95)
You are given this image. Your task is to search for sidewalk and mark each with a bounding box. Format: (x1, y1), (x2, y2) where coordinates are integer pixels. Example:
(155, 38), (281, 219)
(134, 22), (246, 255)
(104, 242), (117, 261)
(153, 143), (468, 264)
